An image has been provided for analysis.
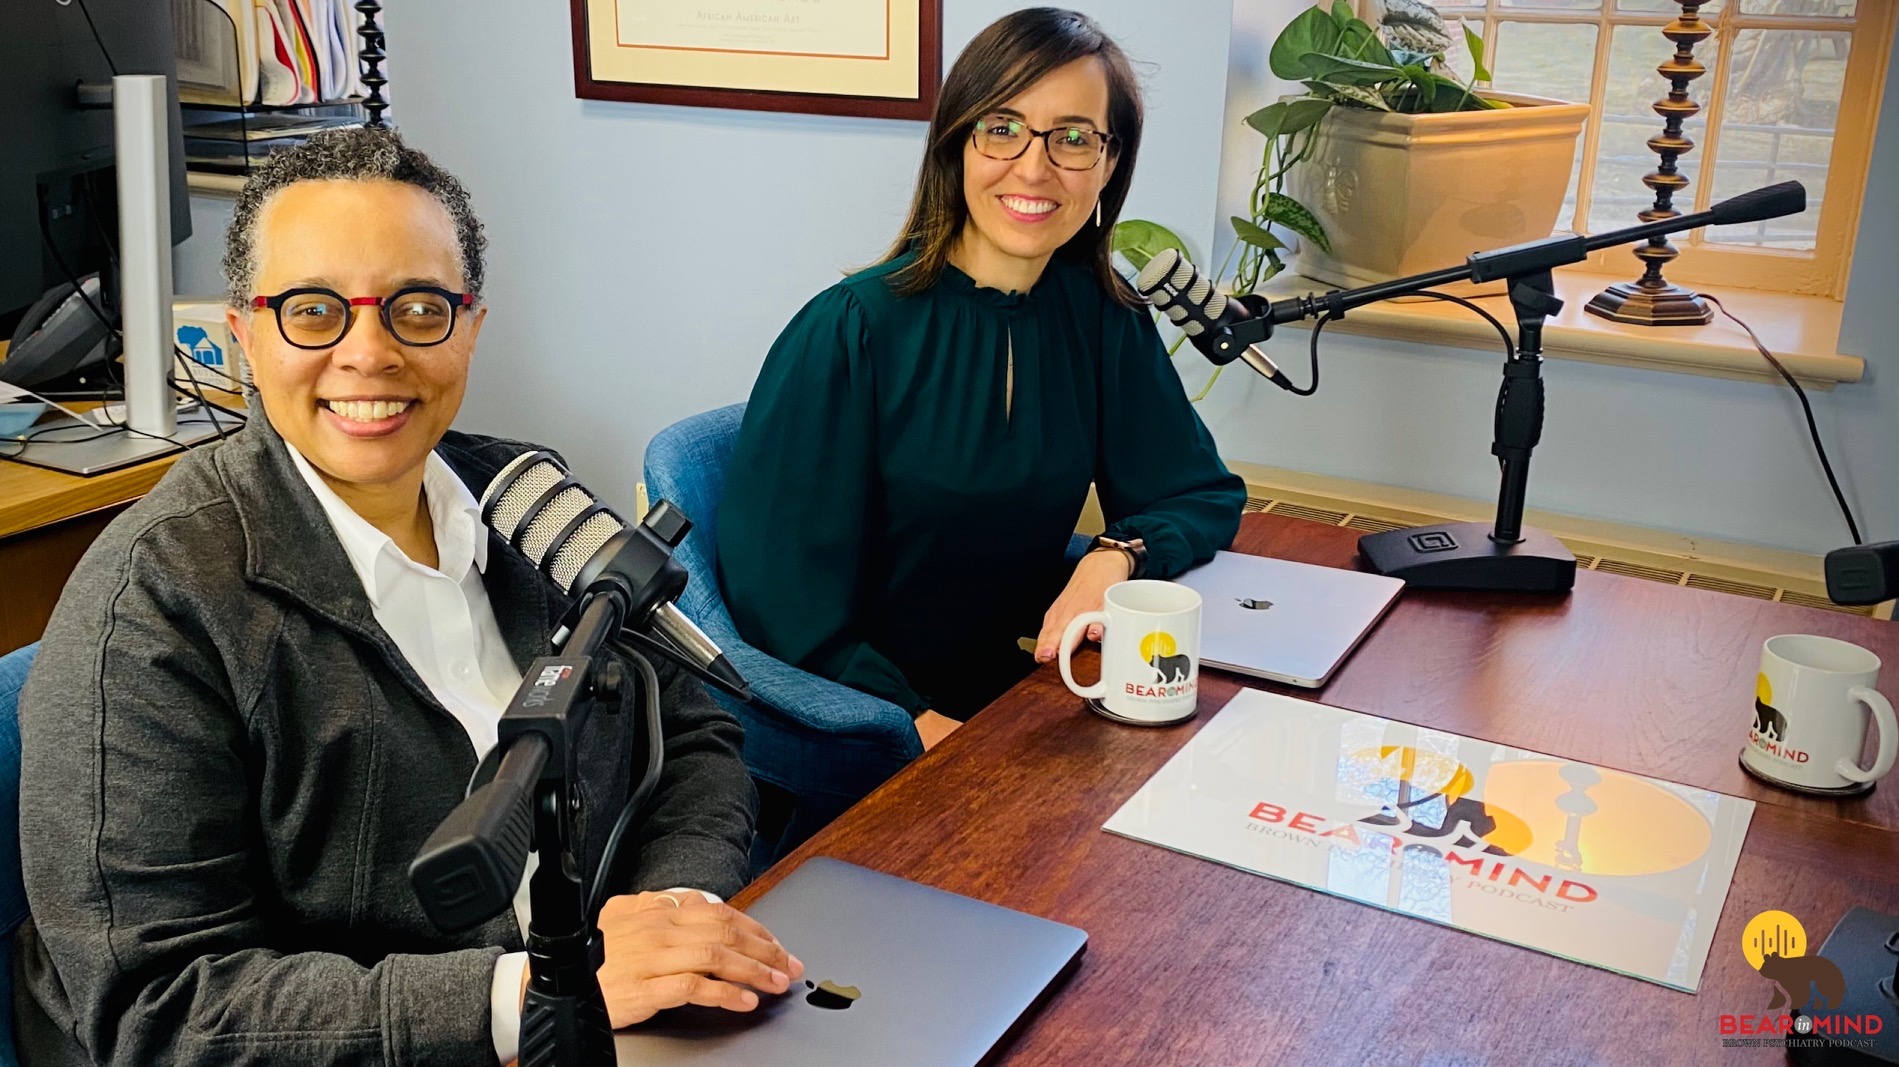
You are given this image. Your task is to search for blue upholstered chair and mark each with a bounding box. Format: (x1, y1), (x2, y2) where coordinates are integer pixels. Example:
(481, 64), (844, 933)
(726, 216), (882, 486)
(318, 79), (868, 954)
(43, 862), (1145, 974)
(646, 404), (1092, 870)
(645, 405), (918, 870)
(2, 642), (38, 1067)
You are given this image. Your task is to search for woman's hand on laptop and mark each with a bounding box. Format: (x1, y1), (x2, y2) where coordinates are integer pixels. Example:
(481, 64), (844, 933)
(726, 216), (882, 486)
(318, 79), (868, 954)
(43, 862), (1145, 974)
(595, 890), (806, 1028)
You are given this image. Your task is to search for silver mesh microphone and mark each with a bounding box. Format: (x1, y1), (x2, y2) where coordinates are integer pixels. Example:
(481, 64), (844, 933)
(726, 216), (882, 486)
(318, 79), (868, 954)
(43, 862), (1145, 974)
(483, 452), (624, 592)
(1133, 248), (1294, 389)
(481, 452), (748, 696)
(1134, 248), (1227, 337)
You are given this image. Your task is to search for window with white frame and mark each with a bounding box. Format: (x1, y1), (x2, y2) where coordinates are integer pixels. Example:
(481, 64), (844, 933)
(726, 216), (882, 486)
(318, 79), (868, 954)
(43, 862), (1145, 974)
(1416, 0), (1892, 298)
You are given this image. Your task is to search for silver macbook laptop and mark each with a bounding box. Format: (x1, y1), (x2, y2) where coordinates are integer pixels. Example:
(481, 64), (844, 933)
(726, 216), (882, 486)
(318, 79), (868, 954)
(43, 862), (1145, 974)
(615, 857), (1087, 1066)
(1173, 551), (1404, 688)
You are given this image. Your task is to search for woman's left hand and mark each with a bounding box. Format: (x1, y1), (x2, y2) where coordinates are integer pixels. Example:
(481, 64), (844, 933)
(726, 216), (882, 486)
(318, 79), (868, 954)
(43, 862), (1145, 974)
(1033, 549), (1133, 664)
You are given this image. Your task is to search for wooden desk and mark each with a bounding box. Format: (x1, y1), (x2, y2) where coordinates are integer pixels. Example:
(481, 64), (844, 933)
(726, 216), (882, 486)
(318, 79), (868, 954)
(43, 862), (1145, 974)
(1, 449), (184, 655)
(736, 513), (1899, 1065)
(0, 444), (186, 540)
(0, 378), (244, 653)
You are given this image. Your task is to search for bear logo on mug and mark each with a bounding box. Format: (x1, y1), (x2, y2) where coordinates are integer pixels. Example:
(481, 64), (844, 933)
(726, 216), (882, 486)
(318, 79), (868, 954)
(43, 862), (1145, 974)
(1140, 632), (1192, 684)
(1754, 674), (1788, 743)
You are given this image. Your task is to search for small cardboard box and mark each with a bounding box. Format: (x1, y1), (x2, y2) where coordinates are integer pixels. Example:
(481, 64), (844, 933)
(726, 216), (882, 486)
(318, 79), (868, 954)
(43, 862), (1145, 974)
(172, 299), (246, 391)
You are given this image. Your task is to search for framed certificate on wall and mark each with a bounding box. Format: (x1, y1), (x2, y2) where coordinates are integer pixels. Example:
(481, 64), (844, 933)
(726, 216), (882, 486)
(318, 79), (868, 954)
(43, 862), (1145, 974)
(570, 0), (942, 120)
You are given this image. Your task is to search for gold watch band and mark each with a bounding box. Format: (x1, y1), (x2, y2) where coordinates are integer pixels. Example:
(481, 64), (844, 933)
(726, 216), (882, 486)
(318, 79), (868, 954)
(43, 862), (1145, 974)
(1092, 535), (1147, 579)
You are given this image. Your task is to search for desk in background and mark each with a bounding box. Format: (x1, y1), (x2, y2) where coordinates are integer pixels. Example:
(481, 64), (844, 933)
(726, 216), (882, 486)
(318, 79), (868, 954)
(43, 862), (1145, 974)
(0, 339), (240, 652)
(737, 512), (1899, 1065)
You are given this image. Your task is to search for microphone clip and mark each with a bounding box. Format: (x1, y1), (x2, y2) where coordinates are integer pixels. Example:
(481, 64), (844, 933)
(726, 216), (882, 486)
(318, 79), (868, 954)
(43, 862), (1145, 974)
(549, 500), (691, 645)
(1204, 291), (1331, 371)
(1202, 300), (1276, 365)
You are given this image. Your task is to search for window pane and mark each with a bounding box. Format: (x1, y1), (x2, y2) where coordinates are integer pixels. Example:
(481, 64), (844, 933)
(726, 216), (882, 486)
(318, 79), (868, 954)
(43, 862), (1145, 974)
(1619, 0), (1725, 14)
(1588, 24), (1722, 235)
(1493, 21), (1600, 231)
(1704, 28), (1848, 247)
(1500, 0), (1602, 9)
(1493, 23), (1599, 102)
(1740, 0), (1854, 15)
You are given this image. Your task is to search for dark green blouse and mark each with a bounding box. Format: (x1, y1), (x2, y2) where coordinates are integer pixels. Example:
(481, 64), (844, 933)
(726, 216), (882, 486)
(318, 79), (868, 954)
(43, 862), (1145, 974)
(717, 252), (1245, 717)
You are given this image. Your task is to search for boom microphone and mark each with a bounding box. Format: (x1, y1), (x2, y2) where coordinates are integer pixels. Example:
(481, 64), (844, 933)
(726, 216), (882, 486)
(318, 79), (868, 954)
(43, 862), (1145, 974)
(481, 451), (750, 698)
(1134, 249), (1297, 391)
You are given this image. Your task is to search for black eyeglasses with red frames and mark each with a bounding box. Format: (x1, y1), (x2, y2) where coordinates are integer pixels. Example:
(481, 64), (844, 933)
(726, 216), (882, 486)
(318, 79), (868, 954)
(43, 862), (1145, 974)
(250, 285), (476, 350)
(970, 113), (1115, 171)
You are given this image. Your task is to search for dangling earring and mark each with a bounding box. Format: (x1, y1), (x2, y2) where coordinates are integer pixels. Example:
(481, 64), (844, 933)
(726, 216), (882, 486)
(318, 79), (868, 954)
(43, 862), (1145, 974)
(1095, 199), (1103, 228)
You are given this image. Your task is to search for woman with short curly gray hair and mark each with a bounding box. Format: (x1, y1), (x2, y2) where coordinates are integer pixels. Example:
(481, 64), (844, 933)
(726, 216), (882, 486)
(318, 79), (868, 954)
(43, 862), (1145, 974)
(13, 126), (799, 1067)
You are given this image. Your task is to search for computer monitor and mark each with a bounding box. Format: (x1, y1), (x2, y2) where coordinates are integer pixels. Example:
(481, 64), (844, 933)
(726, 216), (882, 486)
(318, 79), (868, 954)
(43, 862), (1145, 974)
(0, 0), (193, 334)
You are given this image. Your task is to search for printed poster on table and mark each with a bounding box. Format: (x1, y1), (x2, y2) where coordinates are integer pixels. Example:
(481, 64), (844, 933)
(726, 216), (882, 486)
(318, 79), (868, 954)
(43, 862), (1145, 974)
(1104, 690), (1755, 991)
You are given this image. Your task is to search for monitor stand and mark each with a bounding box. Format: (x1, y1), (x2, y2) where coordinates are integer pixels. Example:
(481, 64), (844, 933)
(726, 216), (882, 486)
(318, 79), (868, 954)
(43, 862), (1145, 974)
(6, 406), (230, 475)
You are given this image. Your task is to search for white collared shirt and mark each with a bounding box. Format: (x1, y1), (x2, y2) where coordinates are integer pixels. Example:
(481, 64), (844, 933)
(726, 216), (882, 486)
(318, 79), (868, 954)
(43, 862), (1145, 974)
(288, 445), (523, 754)
(286, 445), (536, 1063)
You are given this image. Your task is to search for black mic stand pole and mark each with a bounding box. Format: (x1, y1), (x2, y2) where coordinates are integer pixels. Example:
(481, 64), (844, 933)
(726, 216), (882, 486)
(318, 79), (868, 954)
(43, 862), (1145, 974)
(1492, 272), (1555, 546)
(1352, 267), (1579, 592)
(410, 589), (631, 1067)
(517, 591), (621, 1067)
(1215, 251), (1577, 591)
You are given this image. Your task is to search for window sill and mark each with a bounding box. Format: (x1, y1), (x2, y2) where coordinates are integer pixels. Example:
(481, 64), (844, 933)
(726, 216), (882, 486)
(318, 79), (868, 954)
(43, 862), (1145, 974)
(1253, 268), (1864, 389)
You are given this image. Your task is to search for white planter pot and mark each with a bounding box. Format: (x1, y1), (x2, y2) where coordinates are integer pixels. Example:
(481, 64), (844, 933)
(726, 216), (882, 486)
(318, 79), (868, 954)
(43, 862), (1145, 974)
(1286, 92), (1590, 290)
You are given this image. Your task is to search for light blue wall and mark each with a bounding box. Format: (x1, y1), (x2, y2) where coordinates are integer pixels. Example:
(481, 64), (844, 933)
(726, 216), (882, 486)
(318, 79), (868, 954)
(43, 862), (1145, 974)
(1200, 0), (1896, 555)
(176, 0), (1894, 554)
(1833, 39), (1899, 546)
(177, 197), (232, 299)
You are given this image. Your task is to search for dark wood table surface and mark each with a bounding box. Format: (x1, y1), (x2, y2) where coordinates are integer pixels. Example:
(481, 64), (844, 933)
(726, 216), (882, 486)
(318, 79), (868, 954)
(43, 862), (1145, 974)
(734, 513), (1899, 1066)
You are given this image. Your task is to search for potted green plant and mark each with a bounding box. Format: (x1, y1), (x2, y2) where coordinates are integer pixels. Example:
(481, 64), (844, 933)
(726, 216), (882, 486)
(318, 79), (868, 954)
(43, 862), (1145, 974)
(1119, 0), (1589, 302)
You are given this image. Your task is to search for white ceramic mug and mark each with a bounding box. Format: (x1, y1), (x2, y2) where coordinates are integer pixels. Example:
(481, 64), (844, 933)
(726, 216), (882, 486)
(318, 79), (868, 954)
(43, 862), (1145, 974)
(1059, 580), (1202, 723)
(1741, 634), (1896, 792)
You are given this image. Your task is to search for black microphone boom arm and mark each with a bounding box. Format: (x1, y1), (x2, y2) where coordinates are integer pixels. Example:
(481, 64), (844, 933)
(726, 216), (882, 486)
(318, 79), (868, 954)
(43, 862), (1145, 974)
(1211, 181), (1808, 353)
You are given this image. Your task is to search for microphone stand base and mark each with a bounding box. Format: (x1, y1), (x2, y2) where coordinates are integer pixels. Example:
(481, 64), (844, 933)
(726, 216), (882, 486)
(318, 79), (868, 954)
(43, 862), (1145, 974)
(1358, 521), (1576, 593)
(1789, 906), (1899, 1066)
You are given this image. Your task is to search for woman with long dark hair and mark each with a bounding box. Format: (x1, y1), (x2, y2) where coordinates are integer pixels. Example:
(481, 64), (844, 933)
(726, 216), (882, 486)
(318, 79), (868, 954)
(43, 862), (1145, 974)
(718, 8), (1244, 748)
